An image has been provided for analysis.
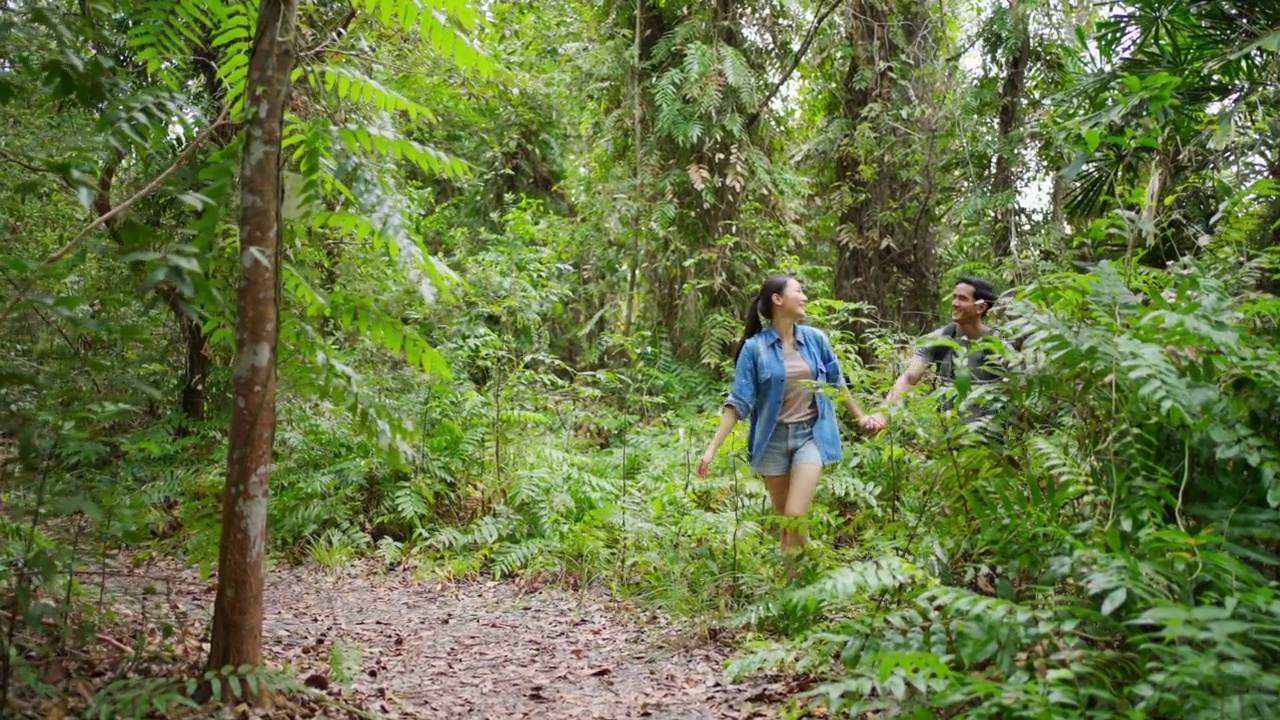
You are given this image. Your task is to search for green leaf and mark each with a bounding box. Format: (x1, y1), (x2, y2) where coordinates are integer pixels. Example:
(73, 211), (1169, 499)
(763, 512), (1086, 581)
(1060, 150), (1087, 180)
(1084, 128), (1100, 153)
(1101, 587), (1127, 616)
(120, 250), (164, 263)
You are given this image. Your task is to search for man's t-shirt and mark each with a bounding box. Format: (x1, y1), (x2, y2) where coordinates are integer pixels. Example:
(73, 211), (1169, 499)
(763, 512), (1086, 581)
(913, 323), (1004, 417)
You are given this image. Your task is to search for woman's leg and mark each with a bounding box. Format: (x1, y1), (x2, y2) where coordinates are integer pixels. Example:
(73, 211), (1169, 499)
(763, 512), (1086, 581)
(782, 436), (824, 550)
(783, 461), (822, 549)
(755, 428), (796, 550)
(763, 474), (793, 548)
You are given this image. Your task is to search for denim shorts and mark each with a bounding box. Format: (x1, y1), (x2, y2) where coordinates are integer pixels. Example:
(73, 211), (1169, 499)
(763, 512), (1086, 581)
(753, 419), (823, 476)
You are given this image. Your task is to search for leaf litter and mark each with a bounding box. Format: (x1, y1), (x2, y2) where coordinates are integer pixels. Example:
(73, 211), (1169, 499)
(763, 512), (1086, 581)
(70, 554), (800, 719)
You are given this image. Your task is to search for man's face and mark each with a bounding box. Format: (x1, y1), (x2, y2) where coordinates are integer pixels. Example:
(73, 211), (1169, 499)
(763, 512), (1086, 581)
(951, 283), (985, 323)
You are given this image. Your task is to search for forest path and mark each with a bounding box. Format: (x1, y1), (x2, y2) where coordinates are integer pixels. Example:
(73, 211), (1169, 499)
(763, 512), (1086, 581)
(102, 555), (795, 719)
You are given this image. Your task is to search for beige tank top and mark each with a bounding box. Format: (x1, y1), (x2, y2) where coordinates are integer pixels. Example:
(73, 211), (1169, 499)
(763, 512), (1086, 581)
(778, 347), (818, 423)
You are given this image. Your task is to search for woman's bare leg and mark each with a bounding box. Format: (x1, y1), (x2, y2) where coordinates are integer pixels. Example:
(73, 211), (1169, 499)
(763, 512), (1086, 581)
(764, 474), (792, 548)
(783, 462), (822, 550)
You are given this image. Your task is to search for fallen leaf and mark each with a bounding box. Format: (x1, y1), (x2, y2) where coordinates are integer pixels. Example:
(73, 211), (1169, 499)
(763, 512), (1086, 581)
(43, 661), (69, 685)
(73, 679), (94, 704)
(73, 550), (779, 719)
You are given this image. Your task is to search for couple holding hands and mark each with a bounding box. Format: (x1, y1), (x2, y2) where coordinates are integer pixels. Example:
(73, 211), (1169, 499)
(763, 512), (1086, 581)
(696, 274), (1003, 555)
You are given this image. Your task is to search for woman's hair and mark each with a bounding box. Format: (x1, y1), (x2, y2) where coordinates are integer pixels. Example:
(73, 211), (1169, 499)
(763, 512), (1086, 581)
(735, 274), (793, 361)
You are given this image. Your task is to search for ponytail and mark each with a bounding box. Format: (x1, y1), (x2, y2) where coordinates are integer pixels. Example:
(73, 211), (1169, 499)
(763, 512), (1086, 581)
(735, 297), (763, 362)
(733, 274), (792, 363)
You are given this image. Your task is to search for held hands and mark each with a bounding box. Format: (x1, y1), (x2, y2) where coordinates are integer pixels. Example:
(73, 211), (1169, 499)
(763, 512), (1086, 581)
(859, 413), (888, 435)
(696, 451), (714, 478)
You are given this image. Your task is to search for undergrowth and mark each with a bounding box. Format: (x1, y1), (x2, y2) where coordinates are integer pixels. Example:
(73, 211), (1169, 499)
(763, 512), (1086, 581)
(5, 254), (1280, 717)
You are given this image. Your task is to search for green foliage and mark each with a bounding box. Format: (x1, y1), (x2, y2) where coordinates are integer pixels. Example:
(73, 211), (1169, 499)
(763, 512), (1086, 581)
(724, 251), (1280, 718)
(4, 0), (1280, 716)
(326, 640), (363, 687)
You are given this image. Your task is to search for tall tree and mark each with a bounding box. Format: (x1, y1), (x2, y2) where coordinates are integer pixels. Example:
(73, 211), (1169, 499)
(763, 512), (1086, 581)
(991, 0), (1031, 258)
(205, 0), (298, 675)
(831, 0), (950, 335)
(591, 0), (805, 359)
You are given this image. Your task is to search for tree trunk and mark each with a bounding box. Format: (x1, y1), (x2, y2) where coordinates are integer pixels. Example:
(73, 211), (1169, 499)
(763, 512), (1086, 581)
(158, 287), (212, 424)
(205, 0), (298, 683)
(1258, 122), (1280, 296)
(180, 313), (211, 419)
(991, 0), (1030, 258)
(833, 0), (939, 341)
(92, 155), (214, 421)
(1051, 173), (1068, 237)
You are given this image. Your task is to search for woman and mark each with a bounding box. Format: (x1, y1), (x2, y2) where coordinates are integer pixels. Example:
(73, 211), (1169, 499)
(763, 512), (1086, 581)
(696, 275), (870, 556)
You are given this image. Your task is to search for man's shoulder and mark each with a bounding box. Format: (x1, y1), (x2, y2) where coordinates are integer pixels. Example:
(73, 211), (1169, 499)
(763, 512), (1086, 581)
(928, 323), (1001, 340)
(921, 324), (956, 343)
(913, 324), (954, 359)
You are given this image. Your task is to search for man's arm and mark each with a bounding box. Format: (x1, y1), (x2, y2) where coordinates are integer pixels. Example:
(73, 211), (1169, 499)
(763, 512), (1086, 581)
(885, 355), (930, 405)
(862, 353), (933, 433)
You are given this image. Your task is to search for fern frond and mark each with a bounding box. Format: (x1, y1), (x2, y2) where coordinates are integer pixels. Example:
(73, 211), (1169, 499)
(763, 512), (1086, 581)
(699, 311), (740, 367)
(358, 0), (496, 77)
(491, 537), (554, 578)
(337, 124), (471, 179)
(300, 66), (438, 123)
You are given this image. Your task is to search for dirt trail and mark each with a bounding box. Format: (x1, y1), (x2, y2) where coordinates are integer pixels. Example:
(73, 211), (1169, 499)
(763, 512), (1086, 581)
(101, 557), (792, 719)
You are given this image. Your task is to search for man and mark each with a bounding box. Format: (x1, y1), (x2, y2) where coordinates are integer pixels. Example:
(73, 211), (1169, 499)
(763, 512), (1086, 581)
(862, 277), (1004, 434)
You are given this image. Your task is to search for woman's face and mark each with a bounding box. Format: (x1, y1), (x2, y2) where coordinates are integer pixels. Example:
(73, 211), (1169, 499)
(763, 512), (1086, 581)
(771, 279), (807, 320)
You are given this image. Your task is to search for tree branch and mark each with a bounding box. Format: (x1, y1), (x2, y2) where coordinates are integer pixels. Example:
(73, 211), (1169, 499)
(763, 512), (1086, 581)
(0, 151), (74, 189)
(303, 5), (357, 58)
(93, 149), (125, 243)
(0, 106), (231, 326)
(746, 0), (846, 130)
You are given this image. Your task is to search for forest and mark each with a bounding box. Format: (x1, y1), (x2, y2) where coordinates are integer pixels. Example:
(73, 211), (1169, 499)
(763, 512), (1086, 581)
(1, 0), (1279, 717)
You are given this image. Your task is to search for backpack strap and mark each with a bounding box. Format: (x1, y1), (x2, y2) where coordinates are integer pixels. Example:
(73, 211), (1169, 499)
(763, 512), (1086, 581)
(937, 322), (958, 381)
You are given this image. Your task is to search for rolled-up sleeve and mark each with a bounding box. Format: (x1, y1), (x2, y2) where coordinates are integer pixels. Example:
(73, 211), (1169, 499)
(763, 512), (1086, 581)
(725, 343), (756, 420)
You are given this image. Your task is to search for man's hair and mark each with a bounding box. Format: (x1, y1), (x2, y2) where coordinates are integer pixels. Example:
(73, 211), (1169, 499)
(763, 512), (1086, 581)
(957, 276), (997, 315)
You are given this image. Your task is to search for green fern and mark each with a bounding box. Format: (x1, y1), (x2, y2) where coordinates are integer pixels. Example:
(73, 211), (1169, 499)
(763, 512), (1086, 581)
(301, 66), (438, 123)
(698, 310), (740, 368)
(491, 537), (553, 578)
(388, 479), (433, 526)
(376, 536), (406, 566)
(337, 124), (471, 179)
(357, 0), (495, 77)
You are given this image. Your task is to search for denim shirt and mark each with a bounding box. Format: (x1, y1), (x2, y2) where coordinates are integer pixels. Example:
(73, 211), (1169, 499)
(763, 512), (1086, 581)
(724, 324), (846, 470)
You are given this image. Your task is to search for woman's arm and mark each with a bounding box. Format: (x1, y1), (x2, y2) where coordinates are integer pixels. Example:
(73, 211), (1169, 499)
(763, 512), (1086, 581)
(697, 405), (739, 477)
(820, 331), (867, 422)
(840, 390), (868, 422)
(699, 342), (756, 477)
